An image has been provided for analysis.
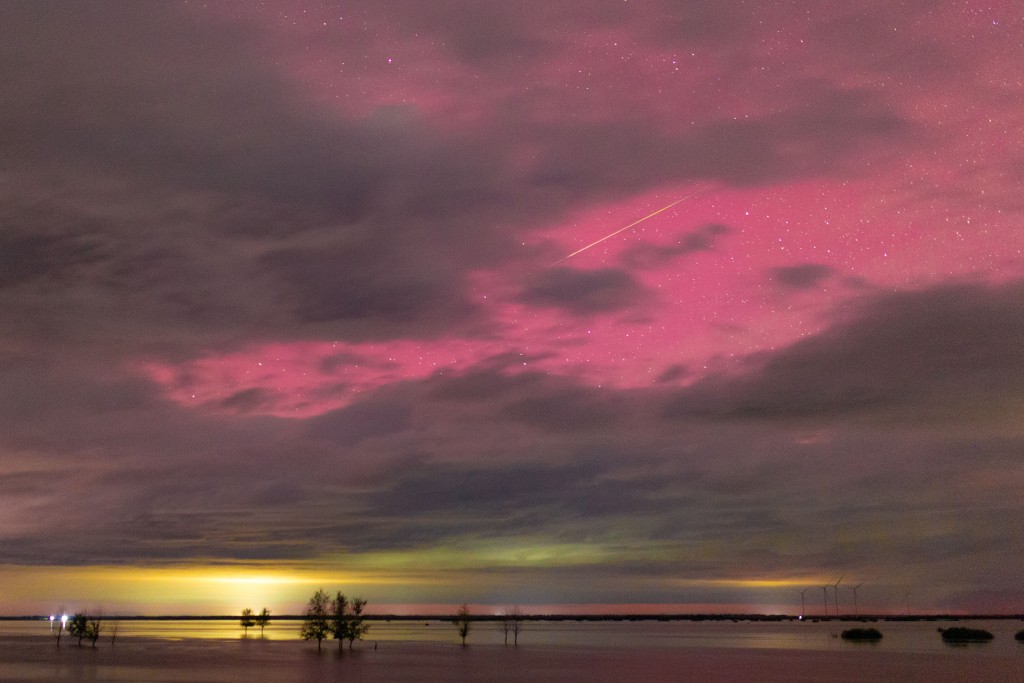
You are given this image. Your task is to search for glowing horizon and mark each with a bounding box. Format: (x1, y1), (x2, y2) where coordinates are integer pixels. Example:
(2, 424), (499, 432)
(1, 562), (994, 618)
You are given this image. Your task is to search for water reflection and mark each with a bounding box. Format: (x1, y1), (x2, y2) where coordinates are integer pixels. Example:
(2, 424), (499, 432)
(2, 618), (1022, 655)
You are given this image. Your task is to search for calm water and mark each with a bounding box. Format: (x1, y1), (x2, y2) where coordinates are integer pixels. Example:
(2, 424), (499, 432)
(1, 619), (1022, 682)
(4, 617), (1023, 654)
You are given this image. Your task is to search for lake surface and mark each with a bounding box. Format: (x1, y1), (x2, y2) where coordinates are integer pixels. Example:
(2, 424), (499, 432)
(4, 617), (1024, 653)
(2, 618), (1021, 682)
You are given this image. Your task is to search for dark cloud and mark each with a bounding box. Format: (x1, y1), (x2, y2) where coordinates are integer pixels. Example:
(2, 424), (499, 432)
(391, 0), (556, 63)
(621, 223), (729, 269)
(666, 280), (1024, 421)
(308, 400), (413, 446)
(771, 263), (835, 289)
(363, 460), (599, 519)
(0, 4), (519, 349)
(645, 0), (749, 42)
(0, 231), (107, 288)
(428, 367), (554, 403)
(518, 267), (650, 315)
(505, 386), (627, 432)
(0, 1), (917, 358)
(257, 245), (478, 330)
(519, 82), (912, 195)
(656, 365), (690, 383)
(218, 388), (279, 413)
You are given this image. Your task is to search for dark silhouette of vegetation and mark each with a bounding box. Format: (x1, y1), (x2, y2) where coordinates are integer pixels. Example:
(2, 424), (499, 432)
(54, 614), (66, 646)
(331, 593), (348, 652)
(67, 614), (88, 645)
(256, 607), (271, 637)
(330, 593), (370, 651)
(453, 604), (472, 646)
(939, 627), (994, 643)
(110, 619), (120, 646)
(68, 614), (88, 645)
(1015, 629), (1024, 642)
(841, 627), (882, 641)
(87, 615), (102, 647)
(502, 606), (524, 645)
(299, 589), (332, 651)
(345, 598), (369, 649)
(67, 613), (102, 647)
(240, 607), (255, 636)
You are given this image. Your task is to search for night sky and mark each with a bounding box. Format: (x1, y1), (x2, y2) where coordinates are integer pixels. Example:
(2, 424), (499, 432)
(2, 1), (1023, 616)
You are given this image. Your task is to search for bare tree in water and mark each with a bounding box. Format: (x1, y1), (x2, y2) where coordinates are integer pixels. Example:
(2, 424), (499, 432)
(453, 604), (472, 646)
(510, 606), (524, 645)
(501, 606), (524, 645)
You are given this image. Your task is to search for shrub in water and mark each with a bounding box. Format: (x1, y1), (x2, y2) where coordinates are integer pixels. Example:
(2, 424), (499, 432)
(841, 628), (883, 642)
(939, 627), (994, 643)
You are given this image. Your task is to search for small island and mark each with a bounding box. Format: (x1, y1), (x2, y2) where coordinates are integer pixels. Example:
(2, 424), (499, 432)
(938, 627), (994, 643)
(841, 628), (883, 642)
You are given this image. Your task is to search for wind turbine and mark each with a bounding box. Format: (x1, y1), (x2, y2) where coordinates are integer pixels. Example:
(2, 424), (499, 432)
(850, 584), (863, 617)
(821, 585), (830, 617)
(798, 587), (811, 618)
(832, 575), (844, 617)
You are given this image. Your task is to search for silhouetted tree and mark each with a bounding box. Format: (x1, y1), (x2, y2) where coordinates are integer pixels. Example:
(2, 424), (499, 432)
(68, 613), (89, 646)
(240, 607), (256, 636)
(54, 611), (67, 646)
(87, 616), (102, 647)
(300, 589), (332, 651)
(501, 606), (524, 645)
(110, 619), (120, 646)
(256, 608), (271, 637)
(345, 598), (369, 650)
(509, 606), (524, 646)
(331, 592), (348, 652)
(453, 604), (471, 646)
(330, 593), (370, 652)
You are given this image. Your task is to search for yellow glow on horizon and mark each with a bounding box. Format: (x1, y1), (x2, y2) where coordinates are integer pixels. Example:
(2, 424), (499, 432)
(0, 562), (448, 615)
(1, 541), (838, 615)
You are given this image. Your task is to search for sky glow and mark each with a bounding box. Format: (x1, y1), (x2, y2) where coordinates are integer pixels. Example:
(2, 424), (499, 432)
(1, 1), (1023, 616)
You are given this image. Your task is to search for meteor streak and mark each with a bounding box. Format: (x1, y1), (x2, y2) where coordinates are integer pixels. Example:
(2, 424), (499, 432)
(552, 194), (693, 265)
